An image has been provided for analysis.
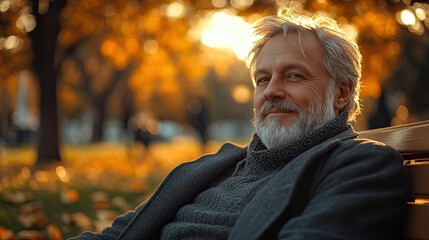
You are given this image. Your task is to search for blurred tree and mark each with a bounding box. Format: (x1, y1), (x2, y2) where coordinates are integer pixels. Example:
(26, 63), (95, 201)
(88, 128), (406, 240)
(28, 0), (67, 165)
(59, 35), (135, 141)
(57, 0), (209, 141)
(0, 0), (34, 142)
(387, 28), (429, 123)
(1, 0), (428, 166)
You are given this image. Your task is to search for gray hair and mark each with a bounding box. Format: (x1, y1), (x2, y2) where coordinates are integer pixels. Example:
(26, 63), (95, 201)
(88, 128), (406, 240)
(246, 9), (362, 122)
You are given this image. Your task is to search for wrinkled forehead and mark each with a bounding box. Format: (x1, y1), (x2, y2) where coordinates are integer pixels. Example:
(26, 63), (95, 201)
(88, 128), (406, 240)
(269, 31), (324, 60)
(253, 31), (326, 72)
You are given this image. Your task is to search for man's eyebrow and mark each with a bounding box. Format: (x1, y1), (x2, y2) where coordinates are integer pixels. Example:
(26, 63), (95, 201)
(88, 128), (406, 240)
(253, 68), (268, 79)
(253, 63), (311, 78)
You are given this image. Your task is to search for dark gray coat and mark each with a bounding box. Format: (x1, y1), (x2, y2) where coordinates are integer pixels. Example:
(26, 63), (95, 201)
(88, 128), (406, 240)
(72, 128), (409, 240)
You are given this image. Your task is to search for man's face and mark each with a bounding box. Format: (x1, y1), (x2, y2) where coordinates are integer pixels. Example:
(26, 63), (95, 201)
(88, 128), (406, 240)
(253, 32), (332, 126)
(253, 32), (336, 147)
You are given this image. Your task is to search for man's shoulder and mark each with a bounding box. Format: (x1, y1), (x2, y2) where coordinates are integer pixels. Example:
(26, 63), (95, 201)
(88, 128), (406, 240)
(349, 135), (401, 155)
(329, 135), (404, 168)
(219, 141), (247, 151)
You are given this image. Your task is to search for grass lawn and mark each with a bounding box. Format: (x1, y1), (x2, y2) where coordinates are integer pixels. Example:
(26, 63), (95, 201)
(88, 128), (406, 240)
(0, 138), (224, 239)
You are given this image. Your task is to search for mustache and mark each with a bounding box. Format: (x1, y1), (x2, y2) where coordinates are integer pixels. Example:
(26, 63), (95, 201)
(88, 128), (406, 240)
(252, 101), (301, 127)
(258, 100), (301, 116)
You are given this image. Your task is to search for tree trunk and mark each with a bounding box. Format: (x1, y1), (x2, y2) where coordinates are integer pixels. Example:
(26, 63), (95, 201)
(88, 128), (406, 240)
(90, 66), (134, 142)
(29, 0), (67, 166)
(92, 98), (106, 142)
(0, 88), (8, 141)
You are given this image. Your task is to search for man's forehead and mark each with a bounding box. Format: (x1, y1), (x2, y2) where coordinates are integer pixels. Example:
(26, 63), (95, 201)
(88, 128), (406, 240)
(255, 31), (325, 66)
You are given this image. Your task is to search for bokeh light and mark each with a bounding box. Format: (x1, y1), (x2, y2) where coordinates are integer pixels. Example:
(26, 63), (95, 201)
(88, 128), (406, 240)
(4, 35), (20, 50)
(143, 39), (159, 55)
(211, 0), (227, 8)
(20, 167), (31, 180)
(400, 9), (416, 26)
(0, 0), (11, 12)
(232, 84), (252, 103)
(162, 1), (186, 19)
(396, 105), (409, 122)
(396, 2), (429, 36)
(56, 166), (71, 183)
(199, 10), (254, 60)
(341, 23), (359, 39)
(415, 7), (426, 21)
(230, 0), (254, 10)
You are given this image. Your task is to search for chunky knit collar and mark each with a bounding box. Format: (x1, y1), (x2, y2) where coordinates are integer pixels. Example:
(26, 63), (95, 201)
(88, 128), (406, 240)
(237, 111), (351, 175)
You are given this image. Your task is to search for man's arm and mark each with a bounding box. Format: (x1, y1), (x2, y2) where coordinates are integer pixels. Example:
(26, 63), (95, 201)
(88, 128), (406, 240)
(278, 141), (409, 239)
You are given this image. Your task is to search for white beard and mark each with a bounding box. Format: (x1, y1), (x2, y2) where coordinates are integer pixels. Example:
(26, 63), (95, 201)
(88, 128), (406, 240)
(254, 82), (337, 149)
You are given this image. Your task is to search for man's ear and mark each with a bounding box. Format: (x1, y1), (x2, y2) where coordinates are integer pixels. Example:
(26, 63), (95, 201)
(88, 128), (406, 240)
(334, 82), (352, 113)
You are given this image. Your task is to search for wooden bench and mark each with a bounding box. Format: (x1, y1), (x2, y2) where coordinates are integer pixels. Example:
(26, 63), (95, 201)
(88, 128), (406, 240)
(359, 120), (429, 239)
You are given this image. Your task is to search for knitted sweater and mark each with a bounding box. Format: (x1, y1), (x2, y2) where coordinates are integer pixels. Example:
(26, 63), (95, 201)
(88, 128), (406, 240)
(160, 113), (350, 239)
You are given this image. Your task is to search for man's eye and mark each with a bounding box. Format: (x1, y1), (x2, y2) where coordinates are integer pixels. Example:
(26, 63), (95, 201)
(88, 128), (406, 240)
(256, 77), (270, 86)
(288, 73), (304, 81)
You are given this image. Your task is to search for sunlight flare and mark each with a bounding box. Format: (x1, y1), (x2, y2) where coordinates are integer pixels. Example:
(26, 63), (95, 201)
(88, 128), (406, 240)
(199, 11), (254, 60)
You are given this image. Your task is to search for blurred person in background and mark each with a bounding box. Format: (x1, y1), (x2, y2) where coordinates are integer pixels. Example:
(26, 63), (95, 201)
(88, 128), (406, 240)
(71, 8), (409, 240)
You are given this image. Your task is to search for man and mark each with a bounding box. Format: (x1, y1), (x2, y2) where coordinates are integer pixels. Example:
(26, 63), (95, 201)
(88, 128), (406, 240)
(72, 9), (409, 240)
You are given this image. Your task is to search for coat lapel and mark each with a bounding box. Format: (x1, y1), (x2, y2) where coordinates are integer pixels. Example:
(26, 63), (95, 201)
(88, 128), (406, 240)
(118, 142), (247, 239)
(230, 129), (357, 240)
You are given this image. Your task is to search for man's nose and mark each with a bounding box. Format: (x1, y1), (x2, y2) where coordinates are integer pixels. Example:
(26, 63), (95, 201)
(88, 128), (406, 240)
(263, 78), (286, 100)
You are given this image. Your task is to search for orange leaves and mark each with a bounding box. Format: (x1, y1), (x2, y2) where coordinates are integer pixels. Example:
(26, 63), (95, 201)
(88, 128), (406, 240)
(58, 1), (214, 122)
(352, 11), (399, 39)
(124, 37), (140, 58)
(58, 29), (78, 46)
(101, 37), (128, 70)
(0, 227), (14, 240)
(100, 38), (116, 56)
(137, 10), (163, 34)
(58, 85), (84, 115)
(0, 139), (213, 237)
(179, 53), (208, 83)
(360, 39), (402, 99)
(100, 35), (140, 70)
(24, 1), (220, 123)
(60, 188), (80, 205)
(361, 75), (381, 99)
(129, 49), (178, 93)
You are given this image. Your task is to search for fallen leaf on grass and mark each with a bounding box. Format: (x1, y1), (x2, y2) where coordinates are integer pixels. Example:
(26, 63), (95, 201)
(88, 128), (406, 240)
(70, 212), (93, 232)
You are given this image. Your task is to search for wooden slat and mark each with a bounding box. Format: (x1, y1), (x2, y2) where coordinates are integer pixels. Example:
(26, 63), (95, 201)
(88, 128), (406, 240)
(359, 121), (429, 239)
(359, 120), (429, 154)
(406, 162), (429, 197)
(402, 203), (429, 239)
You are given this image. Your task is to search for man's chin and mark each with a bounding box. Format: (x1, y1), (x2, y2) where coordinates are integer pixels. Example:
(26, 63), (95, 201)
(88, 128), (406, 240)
(263, 117), (296, 128)
(256, 123), (304, 149)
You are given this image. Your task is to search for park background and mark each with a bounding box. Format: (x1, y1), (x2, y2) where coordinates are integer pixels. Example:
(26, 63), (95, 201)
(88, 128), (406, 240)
(1, 0), (429, 239)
